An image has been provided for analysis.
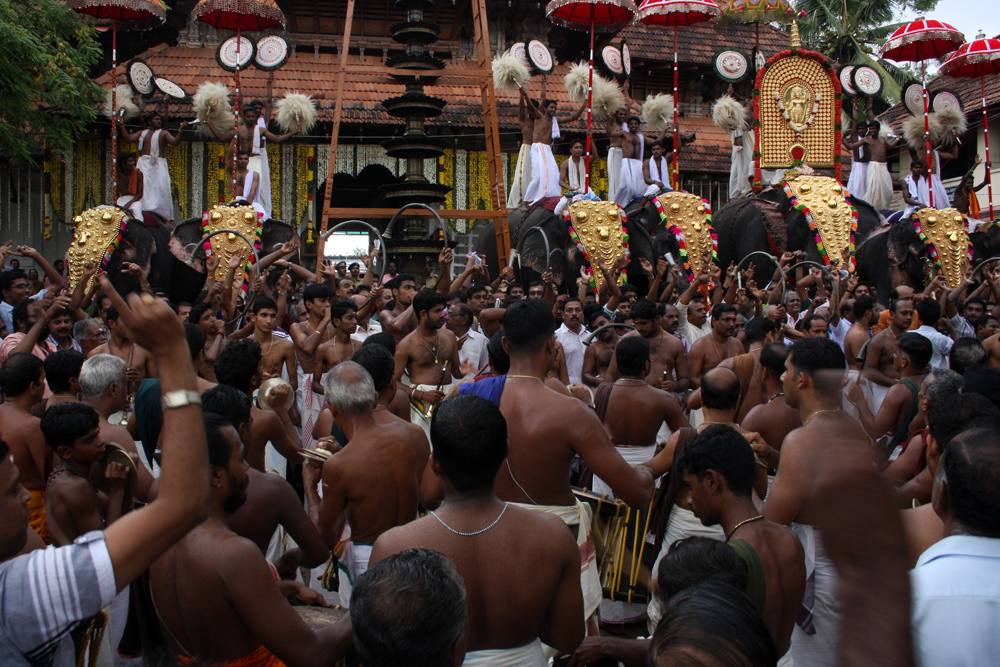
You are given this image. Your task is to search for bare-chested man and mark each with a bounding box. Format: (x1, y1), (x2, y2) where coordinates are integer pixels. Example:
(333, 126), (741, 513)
(741, 344), (802, 476)
(149, 413), (353, 665)
(312, 300), (362, 397)
(249, 297), (297, 388)
(764, 337), (871, 667)
(372, 394), (583, 664)
(0, 354), (51, 542)
(581, 307), (619, 387)
(314, 362), (424, 608)
(859, 120), (901, 210)
(489, 299), (654, 626)
(41, 403), (132, 546)
(290, 283), (334, 449)
(509, 79), (544, 209)
(593, 336), (689, 497)
(689, 303), (744, 387)
(843, 296), (875, 371)
(394, 289), (465, 438)
(89, 304), (157, 397)
(864, 298), (914, 414)
(214, 339), (303, 471)
(607, 298), (689, 392)
(521, 87), (585, 204)
(606, 108), (634, 205)
(678, 425), (805, 656)
(79, 354), (155, 501)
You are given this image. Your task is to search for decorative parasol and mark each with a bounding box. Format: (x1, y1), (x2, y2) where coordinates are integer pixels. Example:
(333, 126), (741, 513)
(67, 0), (167, 202)
(942, 32), (1000, 220)
(192, 0), (286, 197)
(716, 0), (794, 70)
(546, 0), (638, 195)
(637, 0), (721, 189)
(882, 18), (964, 208)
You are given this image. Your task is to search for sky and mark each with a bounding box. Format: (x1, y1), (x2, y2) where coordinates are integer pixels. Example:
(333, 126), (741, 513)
(901, 2), (1000, 46)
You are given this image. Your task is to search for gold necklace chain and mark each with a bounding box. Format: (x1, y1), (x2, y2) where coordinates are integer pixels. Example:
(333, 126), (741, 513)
(507, 374), (543, 382)
(727, 514), (764, 540)
(803, 408), (839, 426)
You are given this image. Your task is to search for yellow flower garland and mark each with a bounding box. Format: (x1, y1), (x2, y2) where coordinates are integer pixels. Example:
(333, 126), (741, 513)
(268, 143), (281, 220)
(165, 141), (190, 218)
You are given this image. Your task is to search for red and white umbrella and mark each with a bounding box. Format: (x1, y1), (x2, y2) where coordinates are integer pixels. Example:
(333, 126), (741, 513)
(942, 32), (1000, 220)
(637, 0), (720, 189)
(67, 0), (167, 201)
(546, 0), (638, 195)
(882, 19), (965, 208)
(192, 0), (286, 196)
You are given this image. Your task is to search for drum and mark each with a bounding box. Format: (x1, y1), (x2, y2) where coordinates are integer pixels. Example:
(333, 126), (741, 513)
(621, 41), (631, 77)
(154, 77), (186, 101)
(217, 35), (255, 72)
(852, 65), (882, 98)
(931, 88), (963, 114)
(601, 45), (624, 78)
(127, 59), (156, 96)
(713, 49), (750, 83)
(527, 39), (553, 74)
(255, 35), (289, 71)
(509, 42), (530, 70)
(839, 65), (856, 95)
(903, 80), (925, 116)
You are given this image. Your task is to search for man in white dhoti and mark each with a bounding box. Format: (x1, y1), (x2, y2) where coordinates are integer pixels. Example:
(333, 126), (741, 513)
(643, 140), (674, 198)
(728, 127), (756, 198)
(842, 121), (870, 202)
(902, 159), (931, 217)
(862, 121), (900, 211)
(555, 140), (597, 215)
(115, 152), (144, 220)
(233, 150), (266, 220)
(120, 111), (186, 221)
(508, 96), (536, 209)
(520, 88), (585, 206)
(606, 109), (628, 202)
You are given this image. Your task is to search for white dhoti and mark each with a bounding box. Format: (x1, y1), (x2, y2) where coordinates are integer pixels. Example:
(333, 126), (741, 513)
(615, 158), (643, 207)
(647, 505), (725, 632)
(846, 161), (868, 202)
(729, 130), (755, 197)
(593, 444), (656, 498)
(251, 123), (273, 219)
(244, 160), (269, 221)
(790, 524), (840, 667)
(606, 146), (623, 202)
(462, 639), (546, 667)
(869, 381), (891, 416)
(337, 539), (374, 609)
(511, 500), (601, 622)
(507, 143), (532, 209)
(523, 143), (561, 204)
(930, 151), (951, 209)
(116, 196), (143, 220)
(841, 369), (873, 422)
(297, 367), (324, 451)
(865, 161), (893, 210)
(136, 156), (172, 220)
(406, 382), (439, 441)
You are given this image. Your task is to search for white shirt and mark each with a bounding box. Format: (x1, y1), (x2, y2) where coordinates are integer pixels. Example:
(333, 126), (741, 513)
(913, 325), (954, 370)
(677, 302), (712, 347)
(555, 322), (588, 385)
(351, 320), (382, 344)
(828, 318), (851, 351)
(911, 535), (1000, 666)
(456, 328), (489, 378)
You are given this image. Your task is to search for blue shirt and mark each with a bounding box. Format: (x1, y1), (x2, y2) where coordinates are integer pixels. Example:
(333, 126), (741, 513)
(911, 535), (1000, 666)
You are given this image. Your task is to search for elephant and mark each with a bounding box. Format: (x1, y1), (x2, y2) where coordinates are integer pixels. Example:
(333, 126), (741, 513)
(711, 186), (886, 286)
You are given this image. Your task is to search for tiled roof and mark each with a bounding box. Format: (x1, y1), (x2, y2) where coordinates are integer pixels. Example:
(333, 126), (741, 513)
(616, 16), (791, 66)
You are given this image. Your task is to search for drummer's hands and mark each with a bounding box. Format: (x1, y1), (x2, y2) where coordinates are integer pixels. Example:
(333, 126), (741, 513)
(104, 461), (131, 495)
(97, 274), (185, 356)
(277, 580), (332, 607)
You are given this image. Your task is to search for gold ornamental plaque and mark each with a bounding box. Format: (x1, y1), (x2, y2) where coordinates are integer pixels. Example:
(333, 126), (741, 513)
(914, 207), (970, 289)
(655, 192), (714, 278)
(783, 174), (856, 266)
(201, 204), (263, 282)
(566, 200), (627, 295)
(65, 206), (128, 294)
(757, 56), (836, 169)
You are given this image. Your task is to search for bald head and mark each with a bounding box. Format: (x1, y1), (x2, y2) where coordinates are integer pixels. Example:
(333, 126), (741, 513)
(322, 360), (376, 415)
(702, 367), (741, 411)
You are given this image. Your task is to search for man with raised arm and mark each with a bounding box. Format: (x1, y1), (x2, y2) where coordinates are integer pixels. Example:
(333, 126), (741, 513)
(290, 283), (334, 450)
(520, 87), (585, 205)
(0, 277), (210, 664)
(119, 110), (187, 221)
(371, 395), (583, 665)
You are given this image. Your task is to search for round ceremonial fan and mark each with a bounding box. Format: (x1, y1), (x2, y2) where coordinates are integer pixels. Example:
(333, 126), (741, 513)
(254, 35), (289, 71)
(127, 59), (156, 96)
(509, 43), (530, 70)
(217, 35), (255, 72)
(601, 45), (624, 77)
(852, 66), (882, 98)
(839, 66), (856, 95)
(528, 40), (554, 74)
(154, 77), (187, 100)
(713, 49), (749, 83)
(931, 88), (963, 114)
(621, 42), (631, 77)
(902, 81), (925, 116)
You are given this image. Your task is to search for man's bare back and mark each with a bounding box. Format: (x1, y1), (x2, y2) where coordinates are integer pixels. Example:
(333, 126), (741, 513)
(844, 323), (871, 371)
(0, 406), (46, 490)
(603, 381), (688, 446)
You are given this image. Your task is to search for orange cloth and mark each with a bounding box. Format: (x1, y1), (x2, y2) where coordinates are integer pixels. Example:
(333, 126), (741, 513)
(27, 488), (50, 545)
(969, 191), (981, 220)
(871, 308), (921, 335)
(178, 645), (285, 667)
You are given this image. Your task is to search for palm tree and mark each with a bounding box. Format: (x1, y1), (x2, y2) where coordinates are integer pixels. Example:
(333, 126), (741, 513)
(794, 0), (937, 110)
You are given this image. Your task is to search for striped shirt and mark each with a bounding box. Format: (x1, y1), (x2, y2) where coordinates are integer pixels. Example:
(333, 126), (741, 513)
(0, 531), (116, 666)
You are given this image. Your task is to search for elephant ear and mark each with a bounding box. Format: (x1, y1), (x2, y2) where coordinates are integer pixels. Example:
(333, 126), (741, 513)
(169, 217), (209, 271)
(261, 220), (300, 255)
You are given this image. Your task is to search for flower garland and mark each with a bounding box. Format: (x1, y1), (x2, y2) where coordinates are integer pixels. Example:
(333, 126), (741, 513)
(563, 204), (630, 289)
(43, 147), (64, 224)
(781, 182), (859, 273)
(269, 143), (282, 220)
(200, 211), (264, 298)
(165, 141), (190, 218)
(911, 213), (974, 278)
(652, 197), (718, 283)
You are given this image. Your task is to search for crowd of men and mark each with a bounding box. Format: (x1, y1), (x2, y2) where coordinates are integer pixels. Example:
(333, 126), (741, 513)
(1, 231), (999, 667)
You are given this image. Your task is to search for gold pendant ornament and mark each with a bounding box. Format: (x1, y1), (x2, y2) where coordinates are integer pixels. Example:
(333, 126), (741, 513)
(65, 206), (129, 294)
(913, 207), (971, 289)
(564, 200), (629, 295)
(200, 204), (263, 283)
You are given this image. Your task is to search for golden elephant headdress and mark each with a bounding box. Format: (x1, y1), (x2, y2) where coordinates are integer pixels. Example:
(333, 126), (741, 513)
(652, 192), (717, 282)
(912, 208), (972, 289)
(781, 173), (859, 273)
(563, 200), (630, 294)
(200, 204), (264, 293)
(65, 206), (129, 294)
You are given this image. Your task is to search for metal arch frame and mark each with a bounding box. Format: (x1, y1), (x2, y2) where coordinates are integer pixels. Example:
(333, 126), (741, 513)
(320, 219), (388, 284)
(734, 251), (785, 299)
(971, 256), (1000, 278)
(582, 323), (636, 346)
(514, 226), (554, 280)
(199, 228), (262, 326)
(785, 261), (835, 286)
(385, 203), (450, 247)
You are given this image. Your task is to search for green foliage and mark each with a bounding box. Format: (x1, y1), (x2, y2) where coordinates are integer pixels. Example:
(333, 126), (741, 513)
(794, 0), (939, 109)
(0, 0), (103, 164)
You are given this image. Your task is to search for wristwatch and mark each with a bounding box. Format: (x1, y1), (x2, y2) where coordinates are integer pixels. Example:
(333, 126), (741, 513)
(161, 389), (202, 411)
